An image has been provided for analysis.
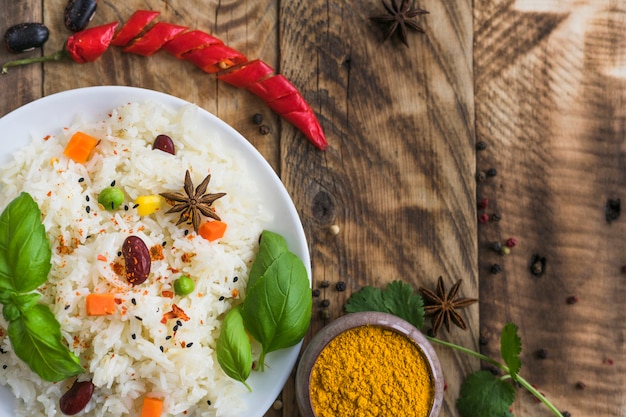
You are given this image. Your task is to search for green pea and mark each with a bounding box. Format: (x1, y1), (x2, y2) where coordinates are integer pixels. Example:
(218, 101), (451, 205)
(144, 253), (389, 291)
(98, 186), (124, 211)
(174, 275), (195, 296)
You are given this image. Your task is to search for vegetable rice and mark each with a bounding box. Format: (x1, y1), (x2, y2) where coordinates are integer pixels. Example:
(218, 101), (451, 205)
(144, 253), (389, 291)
(0, 101), (267, 416)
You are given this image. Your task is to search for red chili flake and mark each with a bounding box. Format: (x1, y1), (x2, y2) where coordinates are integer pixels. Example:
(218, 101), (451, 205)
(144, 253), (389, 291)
(478, 213), (490, 223)
(161, 304), (191, 324)
(505, 238), (518, 248)
(114, 298), (122, 305)
(149, 244), (165, 261)
(161, 290), (175, 298)
(97, 254), (107, 262)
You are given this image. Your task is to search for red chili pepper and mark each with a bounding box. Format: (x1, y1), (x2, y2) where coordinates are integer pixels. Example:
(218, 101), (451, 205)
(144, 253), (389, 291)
(246, 74), (299, 103)
(124, 22), (188, 56)
(162, 30), (223, 59)
(111, 10), (160, 47)
(183, 44), (248, 74)
(216, 59), (274, 88)
(66, 22), (119, 63)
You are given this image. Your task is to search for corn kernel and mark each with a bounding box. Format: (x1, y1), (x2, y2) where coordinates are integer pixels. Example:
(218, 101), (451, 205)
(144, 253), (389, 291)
(134, 195), (163, 216)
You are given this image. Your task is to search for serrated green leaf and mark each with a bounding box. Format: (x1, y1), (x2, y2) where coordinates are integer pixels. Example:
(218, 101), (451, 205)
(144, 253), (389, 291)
(501, 322), (522, 381)
(381, 280), (424, 328)
(344, 286), (386, 313)
(457, 370), (516, 417)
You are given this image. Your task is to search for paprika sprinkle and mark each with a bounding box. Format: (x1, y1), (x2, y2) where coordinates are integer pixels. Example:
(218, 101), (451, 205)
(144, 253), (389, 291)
(309, 325), (434, 417)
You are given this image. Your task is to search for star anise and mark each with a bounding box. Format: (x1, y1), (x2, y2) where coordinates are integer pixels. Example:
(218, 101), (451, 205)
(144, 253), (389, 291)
(370, 0), (429, 47)
(418, 276), (477, 336)
(160, 170), (226, 233)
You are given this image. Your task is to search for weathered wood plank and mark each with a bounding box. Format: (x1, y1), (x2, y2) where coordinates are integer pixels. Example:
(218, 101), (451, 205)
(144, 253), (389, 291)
(279, 1), (477, 415)
(475, 1), (626, 416)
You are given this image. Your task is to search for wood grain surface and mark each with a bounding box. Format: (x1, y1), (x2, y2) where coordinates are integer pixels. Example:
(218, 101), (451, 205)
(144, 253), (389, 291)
(476, 1), (626, 416)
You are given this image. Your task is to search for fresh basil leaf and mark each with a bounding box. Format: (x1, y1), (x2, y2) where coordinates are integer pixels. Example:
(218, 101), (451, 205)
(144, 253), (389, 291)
(344, 285), (386, 313)
(247, 230), (288, 289)
(457, 370), (515, 417)
(8, 304), (84, 382)
(2, 303), (20, 322)
(242, 251), (311, 370)
(216, 305), (252, 391)
(381, 280), (424, 329)
(1, 292), (41, 321)
(0, 192), (51, 293)
(500, 322), (522, 381)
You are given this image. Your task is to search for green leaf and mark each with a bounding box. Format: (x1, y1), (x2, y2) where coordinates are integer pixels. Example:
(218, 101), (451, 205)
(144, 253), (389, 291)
(8, 304), (84, 382)
(344, 286), (386, 313)
(242, 251), (311, 370)
(0, 192), (51, 293)
(247, 230), (288, 289)
(501, 322), (522, 381)
(457, 370), (515, 417)
(216, 305), (252, 391)
(381, 280), (424, 328)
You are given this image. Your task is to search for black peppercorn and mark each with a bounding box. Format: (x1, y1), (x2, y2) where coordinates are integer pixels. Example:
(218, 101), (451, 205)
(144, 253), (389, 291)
(486, 168), (497, 177)
(575, 381), (586, 390)
(320, 280), (330, 288)
(561, 412), (571, 417)
(490, 264), (502, 274)
(605, 198), (621, 223)
(490, 213), (502, 222)
(476, 141), (487, 151)
(536, 348), (548, 359)
(252, 113), (263, 125)
(312, 289), (321, 297)
(335, 281), (346, 291)
(491, 241), (502, 252)
(320, 299), (330, 307)
(476, 171), (487, 182)
(566, 295), (579, 304)
(530, 254), (546, 277)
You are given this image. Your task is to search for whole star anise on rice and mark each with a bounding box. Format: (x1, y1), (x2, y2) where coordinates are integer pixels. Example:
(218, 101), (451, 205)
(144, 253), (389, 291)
(418, 276), (477, 336)
(160, 170), (226, 233)
(370, 0), (429, 47)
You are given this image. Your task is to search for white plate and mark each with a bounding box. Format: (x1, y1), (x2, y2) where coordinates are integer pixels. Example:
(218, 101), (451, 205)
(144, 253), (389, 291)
(0, 86), (310, 417)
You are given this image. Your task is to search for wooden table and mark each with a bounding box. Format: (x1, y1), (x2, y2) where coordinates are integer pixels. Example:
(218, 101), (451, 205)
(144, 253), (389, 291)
(0, 1), (622, 416)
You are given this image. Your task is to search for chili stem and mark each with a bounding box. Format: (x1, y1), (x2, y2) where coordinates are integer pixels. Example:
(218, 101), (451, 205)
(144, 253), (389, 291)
(425, 335), (563, 417)
(2, 49), (69, 74)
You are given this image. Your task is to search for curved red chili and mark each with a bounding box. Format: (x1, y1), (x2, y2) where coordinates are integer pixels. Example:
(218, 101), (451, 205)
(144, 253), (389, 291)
(162, 30), (223, 59)
(66, 22), (118, 63)
(216, 59), (274, 89)
(111, 10), (160, 47)
(123, 22), (187, 56)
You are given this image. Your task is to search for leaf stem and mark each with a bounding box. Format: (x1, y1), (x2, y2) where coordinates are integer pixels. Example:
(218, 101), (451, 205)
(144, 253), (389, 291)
(2, 49), (69, 74)
(425, 335), (563, 417)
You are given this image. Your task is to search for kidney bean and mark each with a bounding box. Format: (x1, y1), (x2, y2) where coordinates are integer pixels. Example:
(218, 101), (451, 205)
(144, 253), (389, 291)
(59, 380), (94, 415)
(122, 236), (151, 285)
(152, 134), (175, 155)
(64, 0), (98, 32)
(4, 23), (49, 53)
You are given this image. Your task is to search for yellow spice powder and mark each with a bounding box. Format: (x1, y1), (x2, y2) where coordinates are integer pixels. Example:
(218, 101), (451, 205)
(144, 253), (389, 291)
(310, 325), (434, 417)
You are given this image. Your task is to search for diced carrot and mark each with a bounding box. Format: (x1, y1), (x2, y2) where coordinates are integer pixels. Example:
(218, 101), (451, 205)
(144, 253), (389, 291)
(86, 293), (116, 316)
(140, 397), (163, 417)
(64, 131), (99, 163)
(198, 220), (227, 241)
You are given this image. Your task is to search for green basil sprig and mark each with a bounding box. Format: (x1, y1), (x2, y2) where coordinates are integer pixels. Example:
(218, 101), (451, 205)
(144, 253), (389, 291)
(216, 305), (252, 391)
(0, 192), (84, 382)
(216, 230), (312, 387)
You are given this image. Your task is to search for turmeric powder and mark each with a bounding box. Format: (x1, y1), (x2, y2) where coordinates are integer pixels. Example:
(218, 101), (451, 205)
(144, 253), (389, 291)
(310, 325), (434, 417)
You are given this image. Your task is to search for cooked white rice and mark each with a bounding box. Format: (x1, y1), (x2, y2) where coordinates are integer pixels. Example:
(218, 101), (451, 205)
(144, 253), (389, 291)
(0, 101), (267, 416)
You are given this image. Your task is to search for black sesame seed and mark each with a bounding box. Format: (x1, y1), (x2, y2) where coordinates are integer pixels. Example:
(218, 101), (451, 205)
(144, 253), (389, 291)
(160, 346), (164, 352)
(132, 334), (136, 340)
(173, 325), (179, 332)
(166, 335), (172, 340)
(207, 400), (212, 406)
(117, 251), (122, 257)
(64, 304), (70, 310)
(85, 235), (92, 239)
(111, 180), (116, 187)
(85, 206), (91, 214)
(219, 296), (225, 301)
(0, 347), (6, 354)
(162, 241), (167, 247)
(176, 320), (183, 327)
(78, 177), (85, 183)
(124, 205), (129, 211)
(135, 316), (143, 321)
(133, 203), (140, 209)
(186, 342), (193, 348)
(131, 298), (137, 305)
(184, 229), (189, 236)
(233, 276), (239, 283)
(86, 195), (90, 202)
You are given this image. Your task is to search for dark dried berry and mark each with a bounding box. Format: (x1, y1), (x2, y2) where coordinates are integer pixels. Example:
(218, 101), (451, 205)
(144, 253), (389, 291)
(476, 141), (487, 151)
(486, 168), (497, 177)
(152, 134), (175, 155)
(4, 23), (49, 53)
(490, 264), (502, 274)
(536, 348), (548, 359)
(320, 299), (330, 307)
(335, 281), (346, 291)
(59, 380), (94, 415)
(312, 289), (321, 297)
(64, 0), (98, 32)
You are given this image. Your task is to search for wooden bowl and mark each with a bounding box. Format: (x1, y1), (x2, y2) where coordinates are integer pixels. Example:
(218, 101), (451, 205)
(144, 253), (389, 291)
(296, 312), (444, 417)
